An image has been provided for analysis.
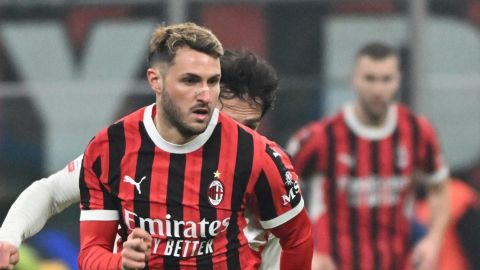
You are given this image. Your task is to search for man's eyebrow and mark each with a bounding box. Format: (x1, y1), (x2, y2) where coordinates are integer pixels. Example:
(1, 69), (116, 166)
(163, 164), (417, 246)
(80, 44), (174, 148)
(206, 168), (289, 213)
(182, 73), (201, 78)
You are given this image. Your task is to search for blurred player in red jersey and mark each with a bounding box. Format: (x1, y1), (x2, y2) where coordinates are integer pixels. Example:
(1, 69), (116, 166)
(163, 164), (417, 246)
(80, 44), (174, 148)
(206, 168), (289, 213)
(287, 42), (449, 270)
(78, 23), (311, 270)
(0, 45), (290, 269)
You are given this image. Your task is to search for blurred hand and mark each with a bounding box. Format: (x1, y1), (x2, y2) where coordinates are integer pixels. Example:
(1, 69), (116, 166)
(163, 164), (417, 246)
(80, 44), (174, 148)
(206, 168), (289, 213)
(0, 241), (19, 270)
(411, 235), (440, 270)
(121, 228), (152, 270)
(312, 252), (337, 270)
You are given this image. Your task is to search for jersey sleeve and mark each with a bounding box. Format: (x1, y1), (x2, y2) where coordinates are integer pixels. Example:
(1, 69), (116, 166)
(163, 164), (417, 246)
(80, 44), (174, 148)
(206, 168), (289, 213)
(250, 143), (305, 230)
(79, 136), (118, 221)
(286, 122), (324, 180)
(417, 117), (449, 185)
(78, 136), (121, 270)
(0, 155), (82, 247)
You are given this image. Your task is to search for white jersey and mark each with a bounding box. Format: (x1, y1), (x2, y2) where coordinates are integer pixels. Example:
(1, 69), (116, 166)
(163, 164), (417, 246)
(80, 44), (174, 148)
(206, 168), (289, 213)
(0, 155), (281, 267)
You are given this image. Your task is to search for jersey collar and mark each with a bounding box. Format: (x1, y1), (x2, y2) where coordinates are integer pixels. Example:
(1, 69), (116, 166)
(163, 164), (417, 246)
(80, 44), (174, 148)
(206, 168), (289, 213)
(143, 103), (219, 154)
(343, 102), (397, 140)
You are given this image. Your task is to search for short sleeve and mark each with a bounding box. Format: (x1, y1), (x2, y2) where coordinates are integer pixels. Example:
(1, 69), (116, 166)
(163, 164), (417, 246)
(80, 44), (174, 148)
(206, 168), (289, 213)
(417, 117), (449, 185)
(79, 136), (119, 221)
(251, 143), (305, 230)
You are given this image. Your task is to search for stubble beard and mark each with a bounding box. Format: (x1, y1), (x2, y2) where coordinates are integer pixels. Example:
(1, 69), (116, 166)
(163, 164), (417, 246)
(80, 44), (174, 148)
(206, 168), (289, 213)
(359, 98), (389, 125)
(161, 88), (210, 138)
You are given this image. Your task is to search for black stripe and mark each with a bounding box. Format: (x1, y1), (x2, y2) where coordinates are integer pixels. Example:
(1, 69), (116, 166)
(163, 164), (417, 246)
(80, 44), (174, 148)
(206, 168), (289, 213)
(92, 156), (102, 178)
(390, 129), (400, 270)
(326, 123), (339, 263)
(107, 122), (126, 196)
(106, 122), (129, 246)
(406, 113), (420, 262)
(163, 154), (186, 269)
(425, 142), (435, 173)
(79, 156), (90, 209)
(133, 122), (155, 222)
(370, 141), (381, 270)
(301, 154), (318, 180)
(92, 156), (114, 210)
(197, 125), (222, 269)
(227, 127), (254, 270)
(254, 170), (277, 220)
(265, 145), (301, 208)
(347, 128), (360, 270)
(134, 123), (155, 270)
(409, 114), (420, 168)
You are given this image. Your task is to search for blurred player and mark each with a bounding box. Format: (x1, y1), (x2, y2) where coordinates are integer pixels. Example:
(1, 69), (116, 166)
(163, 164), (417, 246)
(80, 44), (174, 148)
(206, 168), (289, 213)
(287, 42), (449, 270)
(0, 28), (302, 269)
(413, 178), (478, 270)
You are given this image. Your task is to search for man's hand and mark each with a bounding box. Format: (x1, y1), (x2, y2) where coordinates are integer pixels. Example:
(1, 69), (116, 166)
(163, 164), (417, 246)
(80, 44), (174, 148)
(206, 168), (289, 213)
(121, 228), (152, 270)
(411, 235), (441, 270)
(312, 252), (337, 270)
(0, 242), (19, 270)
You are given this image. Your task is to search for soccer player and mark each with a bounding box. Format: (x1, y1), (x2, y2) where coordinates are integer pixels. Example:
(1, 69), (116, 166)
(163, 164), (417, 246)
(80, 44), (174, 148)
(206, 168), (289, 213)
(79, 22), (311, 270)
(287, 42), (449, 270)
(0, 24), (309, 269)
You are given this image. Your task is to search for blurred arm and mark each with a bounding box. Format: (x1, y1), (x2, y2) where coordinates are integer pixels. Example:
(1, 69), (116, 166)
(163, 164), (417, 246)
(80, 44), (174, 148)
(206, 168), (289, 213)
(0, 155), (82, 247)
(426, 180), (450, 245)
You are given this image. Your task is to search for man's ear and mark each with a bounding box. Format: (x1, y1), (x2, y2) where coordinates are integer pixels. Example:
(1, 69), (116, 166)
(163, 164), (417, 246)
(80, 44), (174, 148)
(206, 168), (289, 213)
(147, 67), (163, 94)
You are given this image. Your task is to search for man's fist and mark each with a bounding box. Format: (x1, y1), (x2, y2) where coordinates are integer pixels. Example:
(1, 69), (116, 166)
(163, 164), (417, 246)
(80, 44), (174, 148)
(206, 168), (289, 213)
(121, 228), (152, 270)
(0, 241), (19, 270)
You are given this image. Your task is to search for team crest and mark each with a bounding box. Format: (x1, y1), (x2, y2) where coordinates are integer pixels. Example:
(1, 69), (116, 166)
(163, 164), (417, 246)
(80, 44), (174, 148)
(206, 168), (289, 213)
(208, 170), (224, 206)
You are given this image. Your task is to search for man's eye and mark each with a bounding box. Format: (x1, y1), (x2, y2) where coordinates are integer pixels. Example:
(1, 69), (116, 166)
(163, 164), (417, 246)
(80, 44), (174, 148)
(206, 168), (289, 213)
(183, 77), (198, 84)
(382, 76), (393, 82)
(208, 78), (220, 86)
(364, 75), (376, 82)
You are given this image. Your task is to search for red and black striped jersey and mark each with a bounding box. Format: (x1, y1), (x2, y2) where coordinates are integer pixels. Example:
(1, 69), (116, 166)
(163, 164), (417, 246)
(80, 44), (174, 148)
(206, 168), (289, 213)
(287, 103), (448, 270)
(79, 104), (304, 269)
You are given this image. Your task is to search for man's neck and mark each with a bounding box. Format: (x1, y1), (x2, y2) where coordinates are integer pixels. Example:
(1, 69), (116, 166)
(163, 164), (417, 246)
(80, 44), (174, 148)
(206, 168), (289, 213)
(353, 102), (388, 128)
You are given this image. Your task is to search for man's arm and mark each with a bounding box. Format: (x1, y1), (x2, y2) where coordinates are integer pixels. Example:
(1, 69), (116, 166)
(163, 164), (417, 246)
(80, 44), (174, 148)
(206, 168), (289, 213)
(0, 155), (82, 248)
(253, 143), (314, 269)
(270, 209), (313, 270)
(412, 117), (450, 270)
(412, 180), (449, 270)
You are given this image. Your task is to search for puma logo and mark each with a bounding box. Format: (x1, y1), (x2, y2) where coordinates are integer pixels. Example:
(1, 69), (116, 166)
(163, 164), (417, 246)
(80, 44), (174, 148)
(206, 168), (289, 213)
(123, 175), (147, 194)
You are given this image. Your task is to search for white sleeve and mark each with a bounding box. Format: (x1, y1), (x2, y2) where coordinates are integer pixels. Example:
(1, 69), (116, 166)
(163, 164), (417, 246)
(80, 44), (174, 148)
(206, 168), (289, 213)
(0, 155), (82, 247)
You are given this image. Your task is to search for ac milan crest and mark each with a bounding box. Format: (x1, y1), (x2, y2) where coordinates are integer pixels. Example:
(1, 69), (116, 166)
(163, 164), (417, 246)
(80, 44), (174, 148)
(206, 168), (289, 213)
(208, 170), (224, 206)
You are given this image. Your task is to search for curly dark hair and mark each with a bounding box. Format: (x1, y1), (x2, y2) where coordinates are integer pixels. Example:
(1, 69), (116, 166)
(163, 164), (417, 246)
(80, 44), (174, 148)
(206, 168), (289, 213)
(220, 49), (279, 116)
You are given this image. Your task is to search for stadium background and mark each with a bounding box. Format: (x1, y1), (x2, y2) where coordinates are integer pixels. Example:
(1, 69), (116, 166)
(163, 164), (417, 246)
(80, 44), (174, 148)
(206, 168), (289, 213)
(0, 0), (480, 269)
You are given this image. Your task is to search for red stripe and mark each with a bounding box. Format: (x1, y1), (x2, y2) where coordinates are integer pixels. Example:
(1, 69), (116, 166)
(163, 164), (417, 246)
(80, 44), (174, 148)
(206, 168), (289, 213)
(356, 137), (374, 270)
(147, 148), (170, 268)
(179, 148), (202, 268)
(378, 137), (394, 270)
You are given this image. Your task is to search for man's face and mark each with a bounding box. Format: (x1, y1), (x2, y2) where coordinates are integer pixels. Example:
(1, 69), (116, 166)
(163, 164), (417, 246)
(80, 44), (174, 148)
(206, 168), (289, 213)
(159, 47), (221, 136)
(352, 55), (400, 120)
(218, 94), (263, 130)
